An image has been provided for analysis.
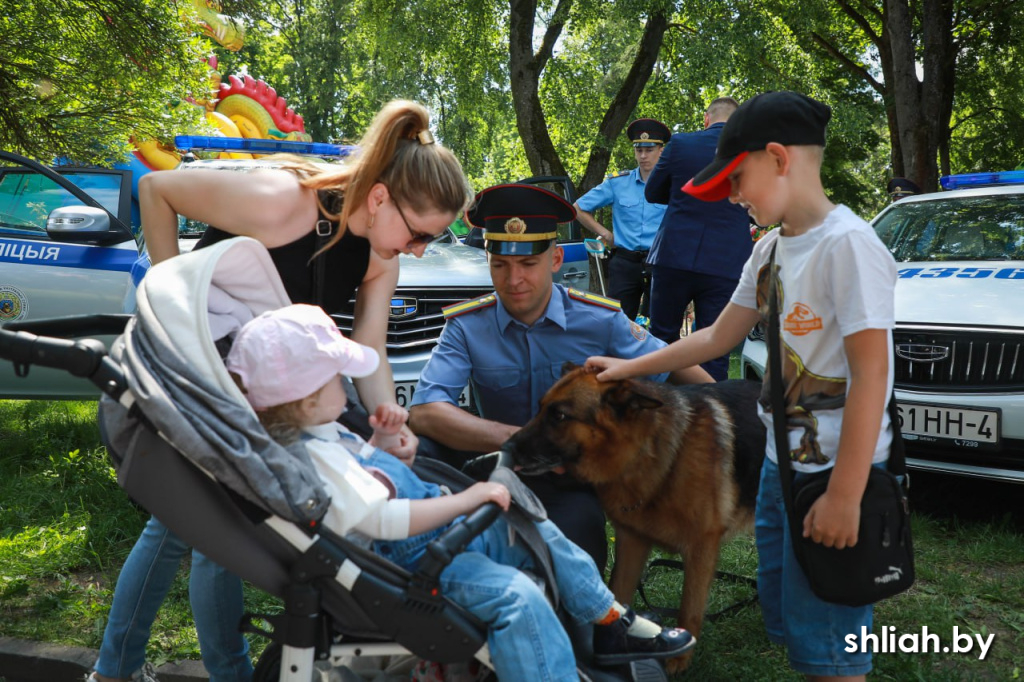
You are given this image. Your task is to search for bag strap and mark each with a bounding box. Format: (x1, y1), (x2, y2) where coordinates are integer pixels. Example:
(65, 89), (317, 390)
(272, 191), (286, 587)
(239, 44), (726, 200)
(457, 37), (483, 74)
(886, 395), (908, 478)
(765, 241), (803, 531)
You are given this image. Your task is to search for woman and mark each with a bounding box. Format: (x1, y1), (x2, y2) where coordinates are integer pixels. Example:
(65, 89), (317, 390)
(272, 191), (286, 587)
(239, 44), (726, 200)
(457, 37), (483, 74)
(89, 100), (472, 682)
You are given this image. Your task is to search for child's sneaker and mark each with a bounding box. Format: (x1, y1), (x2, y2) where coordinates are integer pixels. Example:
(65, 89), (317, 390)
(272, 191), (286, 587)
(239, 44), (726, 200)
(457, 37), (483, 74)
(592, 606), (695, 665)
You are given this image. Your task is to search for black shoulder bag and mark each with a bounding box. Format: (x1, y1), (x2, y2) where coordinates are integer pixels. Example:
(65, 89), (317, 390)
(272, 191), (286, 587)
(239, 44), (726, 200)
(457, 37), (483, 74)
(767, 241), (914, 607)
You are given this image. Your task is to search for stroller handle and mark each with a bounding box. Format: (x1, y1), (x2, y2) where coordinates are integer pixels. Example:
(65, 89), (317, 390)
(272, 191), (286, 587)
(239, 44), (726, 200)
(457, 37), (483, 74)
(415, 503), (502, 584)
(0, 327), (129, 399)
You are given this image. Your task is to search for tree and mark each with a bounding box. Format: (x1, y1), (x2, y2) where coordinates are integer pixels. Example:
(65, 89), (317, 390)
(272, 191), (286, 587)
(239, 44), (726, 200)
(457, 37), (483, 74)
(765, 0), (1024, 192)
(1, 0), (212, 165)
(509, 0), (672, 191)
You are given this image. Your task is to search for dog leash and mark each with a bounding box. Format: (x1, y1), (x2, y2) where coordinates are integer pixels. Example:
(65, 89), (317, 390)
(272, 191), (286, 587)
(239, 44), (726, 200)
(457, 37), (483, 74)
(636, 558), (759, 623)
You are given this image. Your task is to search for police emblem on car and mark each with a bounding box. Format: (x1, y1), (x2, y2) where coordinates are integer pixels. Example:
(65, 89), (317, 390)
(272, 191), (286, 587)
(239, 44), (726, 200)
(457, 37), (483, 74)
(389, 297), (418, 320)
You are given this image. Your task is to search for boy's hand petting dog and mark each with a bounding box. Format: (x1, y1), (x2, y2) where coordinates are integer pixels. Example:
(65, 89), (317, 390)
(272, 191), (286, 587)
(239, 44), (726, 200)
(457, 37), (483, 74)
(584, 355), (630, 382)
(463, 482), (511, 512)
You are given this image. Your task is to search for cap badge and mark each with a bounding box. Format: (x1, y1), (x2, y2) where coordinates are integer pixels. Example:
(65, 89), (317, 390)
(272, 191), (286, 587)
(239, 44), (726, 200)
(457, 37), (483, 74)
(640, 132), (649, 140)
(504, 217), (527, 234)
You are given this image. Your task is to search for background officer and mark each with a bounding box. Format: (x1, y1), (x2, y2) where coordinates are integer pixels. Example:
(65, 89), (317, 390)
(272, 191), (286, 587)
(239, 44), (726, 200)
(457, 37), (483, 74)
(887, 176), (921, 202)
(409, 183), (711, 571)
(574, 118), (670, 321)
(644, 97), (751, 381)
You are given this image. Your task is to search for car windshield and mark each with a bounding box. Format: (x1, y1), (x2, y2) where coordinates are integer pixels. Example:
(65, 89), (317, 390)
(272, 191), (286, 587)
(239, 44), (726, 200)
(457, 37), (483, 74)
(874, 194), (1024, 262)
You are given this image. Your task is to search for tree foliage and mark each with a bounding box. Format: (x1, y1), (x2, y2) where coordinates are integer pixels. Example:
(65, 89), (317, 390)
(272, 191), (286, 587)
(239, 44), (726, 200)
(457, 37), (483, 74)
(7, 0), (1021, 208)
(1, 0), (213, 165)
(762, 0), (1024, 193)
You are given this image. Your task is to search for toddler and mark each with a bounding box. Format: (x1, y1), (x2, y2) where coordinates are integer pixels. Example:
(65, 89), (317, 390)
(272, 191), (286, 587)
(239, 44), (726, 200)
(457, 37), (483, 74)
(226, 303), (696, 681)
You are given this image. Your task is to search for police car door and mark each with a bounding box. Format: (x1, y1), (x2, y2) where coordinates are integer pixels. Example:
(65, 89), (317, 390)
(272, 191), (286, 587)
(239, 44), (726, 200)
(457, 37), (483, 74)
(518, 175), (591, 289)
(0, 151), (136, 398)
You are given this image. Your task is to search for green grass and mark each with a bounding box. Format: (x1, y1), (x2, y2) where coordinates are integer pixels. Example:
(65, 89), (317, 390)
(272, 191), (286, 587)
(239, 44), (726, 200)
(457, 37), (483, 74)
(0, 400), (279, 668)
(2, 397), (1023, 681)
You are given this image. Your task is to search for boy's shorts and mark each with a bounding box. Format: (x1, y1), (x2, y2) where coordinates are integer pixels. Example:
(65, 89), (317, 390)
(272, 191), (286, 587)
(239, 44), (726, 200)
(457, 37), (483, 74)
(755, 457), (874, 677)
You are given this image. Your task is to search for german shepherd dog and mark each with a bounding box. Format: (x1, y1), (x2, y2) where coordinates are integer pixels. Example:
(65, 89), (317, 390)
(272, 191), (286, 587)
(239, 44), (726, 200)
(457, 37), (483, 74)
(504, 365), (765, 673)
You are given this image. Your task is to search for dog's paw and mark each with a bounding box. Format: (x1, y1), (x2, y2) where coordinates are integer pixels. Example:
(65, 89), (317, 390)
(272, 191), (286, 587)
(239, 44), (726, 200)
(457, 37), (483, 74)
(664, 650), (694, 675)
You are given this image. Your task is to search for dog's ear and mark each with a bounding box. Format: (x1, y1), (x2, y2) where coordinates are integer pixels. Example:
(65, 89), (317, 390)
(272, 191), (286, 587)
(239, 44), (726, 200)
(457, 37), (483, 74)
(561, 361), (579, 376)
(602, 379), (664, 415)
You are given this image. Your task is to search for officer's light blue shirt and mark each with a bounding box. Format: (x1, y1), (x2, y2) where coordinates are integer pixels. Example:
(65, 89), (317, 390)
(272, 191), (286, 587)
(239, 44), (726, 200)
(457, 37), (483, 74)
(575, 168), (667, 251)
(410, 284), (669, 427)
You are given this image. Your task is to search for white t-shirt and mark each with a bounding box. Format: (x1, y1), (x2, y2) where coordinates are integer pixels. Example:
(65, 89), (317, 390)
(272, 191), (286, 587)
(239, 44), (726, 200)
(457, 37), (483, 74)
(731, 205), (897, 472)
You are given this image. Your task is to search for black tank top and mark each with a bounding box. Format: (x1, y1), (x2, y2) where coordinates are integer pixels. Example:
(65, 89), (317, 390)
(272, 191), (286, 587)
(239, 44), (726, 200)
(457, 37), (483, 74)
(194, 190), (371, 313)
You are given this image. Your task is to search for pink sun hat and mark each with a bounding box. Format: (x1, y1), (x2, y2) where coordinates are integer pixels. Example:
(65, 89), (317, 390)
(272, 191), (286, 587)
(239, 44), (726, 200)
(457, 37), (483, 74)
(226, 304), (380, 409)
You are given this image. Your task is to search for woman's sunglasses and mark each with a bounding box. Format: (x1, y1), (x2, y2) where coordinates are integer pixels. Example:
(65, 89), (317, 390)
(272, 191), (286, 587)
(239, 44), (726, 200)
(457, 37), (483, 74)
(392, 199), (444, 246)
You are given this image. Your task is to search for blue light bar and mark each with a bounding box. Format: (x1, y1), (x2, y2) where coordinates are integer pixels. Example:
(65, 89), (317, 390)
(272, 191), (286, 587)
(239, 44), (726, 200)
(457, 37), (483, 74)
(940, 170), (1024, 190)
(174, 135), (356, 158)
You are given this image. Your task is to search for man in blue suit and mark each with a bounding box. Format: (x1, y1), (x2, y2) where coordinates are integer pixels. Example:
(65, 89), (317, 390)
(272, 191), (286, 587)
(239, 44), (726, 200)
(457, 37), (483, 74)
(645, 96), (752, 381)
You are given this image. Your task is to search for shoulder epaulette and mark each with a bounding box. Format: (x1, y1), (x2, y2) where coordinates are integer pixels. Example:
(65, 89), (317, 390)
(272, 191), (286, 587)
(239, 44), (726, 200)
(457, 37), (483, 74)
(442, 293), (497, 319)
(568, 288), (621, 311)
(606, 169), (631, 180)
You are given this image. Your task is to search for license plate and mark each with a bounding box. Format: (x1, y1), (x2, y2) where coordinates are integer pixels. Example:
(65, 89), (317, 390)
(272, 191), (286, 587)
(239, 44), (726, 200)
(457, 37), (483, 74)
(896, 401), (1001, 448)
(395, 381), (472, 410)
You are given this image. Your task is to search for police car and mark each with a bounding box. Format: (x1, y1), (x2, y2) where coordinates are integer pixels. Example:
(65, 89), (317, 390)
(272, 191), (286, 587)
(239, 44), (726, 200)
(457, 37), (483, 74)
(0, 150), (141, 398)
(1, 139), (592, 406)
(741, 171), (1024, 483)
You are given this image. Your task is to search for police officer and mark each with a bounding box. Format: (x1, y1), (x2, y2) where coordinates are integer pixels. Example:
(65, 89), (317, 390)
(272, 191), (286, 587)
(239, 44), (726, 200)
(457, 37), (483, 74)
(408, 183), (712, 572)
(574, 118), (671, 321)
(887, 176), (920, 202)
(645, 97), (751, 381)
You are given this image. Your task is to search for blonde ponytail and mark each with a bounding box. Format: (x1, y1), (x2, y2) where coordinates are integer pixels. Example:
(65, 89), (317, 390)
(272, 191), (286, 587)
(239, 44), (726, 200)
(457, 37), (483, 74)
(298, 100), (471, 253)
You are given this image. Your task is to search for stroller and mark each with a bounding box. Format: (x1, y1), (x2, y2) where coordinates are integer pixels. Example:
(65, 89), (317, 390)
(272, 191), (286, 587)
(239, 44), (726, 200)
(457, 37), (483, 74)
(0, 236), (669, 682)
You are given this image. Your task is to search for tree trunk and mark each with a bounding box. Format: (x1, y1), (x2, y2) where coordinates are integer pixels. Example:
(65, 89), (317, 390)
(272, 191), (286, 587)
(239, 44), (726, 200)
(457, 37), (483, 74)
(508, 0), (570, 178)
(885, 0), (955, 192)
(577, 8), (670, 193)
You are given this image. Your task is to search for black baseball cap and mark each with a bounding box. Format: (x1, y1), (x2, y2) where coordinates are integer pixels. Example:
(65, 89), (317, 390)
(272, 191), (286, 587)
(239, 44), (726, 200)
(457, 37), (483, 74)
(467, 183), (576, 256)
(683, 91), (832, 202)
(627, 118), (670, 147)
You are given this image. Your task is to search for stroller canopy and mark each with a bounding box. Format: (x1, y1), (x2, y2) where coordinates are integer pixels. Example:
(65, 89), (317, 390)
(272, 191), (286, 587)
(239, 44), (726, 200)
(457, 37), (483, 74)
(102, 237), (331, 524)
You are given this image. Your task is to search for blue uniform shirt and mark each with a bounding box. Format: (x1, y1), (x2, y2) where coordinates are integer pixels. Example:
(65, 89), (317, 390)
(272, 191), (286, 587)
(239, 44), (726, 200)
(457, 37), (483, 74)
(575, 168), (667, 251)
(410, 284), (670, 427)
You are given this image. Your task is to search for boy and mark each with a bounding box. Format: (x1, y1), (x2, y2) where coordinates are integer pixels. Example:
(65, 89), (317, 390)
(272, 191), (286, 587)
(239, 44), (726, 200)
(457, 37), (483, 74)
(587, 91), (898, 680)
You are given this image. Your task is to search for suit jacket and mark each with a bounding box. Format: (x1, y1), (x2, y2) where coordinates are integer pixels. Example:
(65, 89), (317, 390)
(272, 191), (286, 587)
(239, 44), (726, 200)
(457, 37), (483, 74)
(645, 122), (752, 279)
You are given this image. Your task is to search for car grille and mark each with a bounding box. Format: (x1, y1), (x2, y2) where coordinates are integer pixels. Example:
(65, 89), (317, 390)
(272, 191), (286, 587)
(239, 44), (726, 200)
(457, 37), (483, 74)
(332, 287), (493, 351)
(893, 326), (1024, 392)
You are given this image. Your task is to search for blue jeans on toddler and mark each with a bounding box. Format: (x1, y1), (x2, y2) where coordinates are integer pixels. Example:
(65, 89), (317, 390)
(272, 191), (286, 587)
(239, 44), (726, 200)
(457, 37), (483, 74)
(755, 457), (873, 677)
(94, 515), (253, 682)
(361, 447), (616, 682)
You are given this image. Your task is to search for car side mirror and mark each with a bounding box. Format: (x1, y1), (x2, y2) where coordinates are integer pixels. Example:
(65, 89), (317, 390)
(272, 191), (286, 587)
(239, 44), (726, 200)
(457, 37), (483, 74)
(46, 206), (131, 245)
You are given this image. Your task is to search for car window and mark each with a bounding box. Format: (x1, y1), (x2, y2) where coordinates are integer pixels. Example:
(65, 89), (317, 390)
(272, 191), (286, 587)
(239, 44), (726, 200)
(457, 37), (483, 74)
(874, 195), (1024, 262)
(0, 171), (122, 238)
